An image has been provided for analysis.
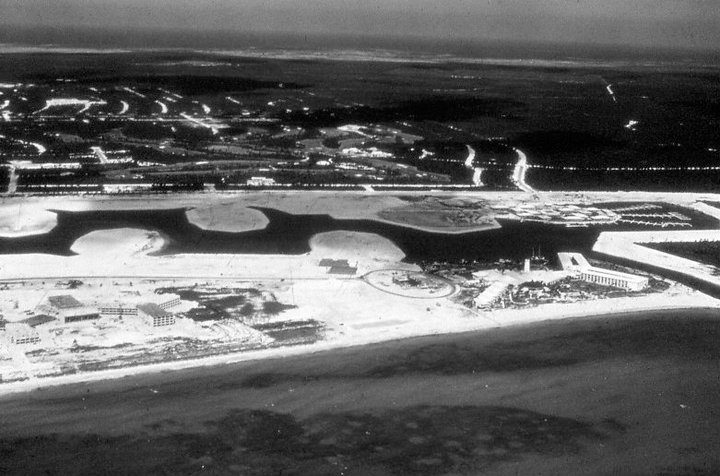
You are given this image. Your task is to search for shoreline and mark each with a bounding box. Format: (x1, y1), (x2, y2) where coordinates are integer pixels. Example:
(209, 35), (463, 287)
(1, 292), (716, 397)
(2, 189), (719, 397)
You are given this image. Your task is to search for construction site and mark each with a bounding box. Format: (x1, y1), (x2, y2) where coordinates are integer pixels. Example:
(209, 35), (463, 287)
(0, 278), (292, 383)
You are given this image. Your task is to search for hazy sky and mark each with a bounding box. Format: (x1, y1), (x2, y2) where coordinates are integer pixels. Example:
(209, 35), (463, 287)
(1, 0), (719, 50)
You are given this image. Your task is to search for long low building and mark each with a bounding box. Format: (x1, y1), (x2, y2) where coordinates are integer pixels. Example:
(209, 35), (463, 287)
(4, 323), (41, 345)
(557, 252), (648, 291)
(98, 295), (180, 317)
(41, 294), (101, 324)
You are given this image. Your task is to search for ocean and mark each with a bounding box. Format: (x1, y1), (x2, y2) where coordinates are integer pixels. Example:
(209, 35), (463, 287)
(0, 308), (718, 474)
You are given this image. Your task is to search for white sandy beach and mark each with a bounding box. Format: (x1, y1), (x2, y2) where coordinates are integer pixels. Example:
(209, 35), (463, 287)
(0, 282), (714, 396)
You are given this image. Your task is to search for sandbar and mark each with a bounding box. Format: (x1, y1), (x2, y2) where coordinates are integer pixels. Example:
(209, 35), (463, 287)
(309, 230), (405, 262)
(0, 201), (57, 237)
(186, 203), (269, 232)
(70, 228), (166, 257)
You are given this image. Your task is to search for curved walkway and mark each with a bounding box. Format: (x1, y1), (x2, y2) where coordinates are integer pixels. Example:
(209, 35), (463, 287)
(362, 269), (456, 299)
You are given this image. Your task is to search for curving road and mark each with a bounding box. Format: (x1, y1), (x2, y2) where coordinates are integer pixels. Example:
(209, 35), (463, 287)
(511, 147), (535, 193)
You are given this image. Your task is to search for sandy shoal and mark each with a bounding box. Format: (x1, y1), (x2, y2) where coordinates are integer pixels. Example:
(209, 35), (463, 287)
(70, 228), (166, 257)
(309, 230), (405, 262)
(0, 202), (57, 237)
(186, 204), (269, 233)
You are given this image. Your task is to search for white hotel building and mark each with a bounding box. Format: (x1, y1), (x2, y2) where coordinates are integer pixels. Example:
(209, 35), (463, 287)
(557, 252), (648, 291)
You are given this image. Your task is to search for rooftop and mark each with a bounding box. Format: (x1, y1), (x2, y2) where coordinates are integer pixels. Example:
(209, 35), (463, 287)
(137, 303), (171, 319)
(582, 267), (648, 283)
(328, 266), (358, 275)
(557, 252), (591, 270)
(20, 314), (56, 328)
(47, 295), (83, 309)
(319, 258), (349, 267)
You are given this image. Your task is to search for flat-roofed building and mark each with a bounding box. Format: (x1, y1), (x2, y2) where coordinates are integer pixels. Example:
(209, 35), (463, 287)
(99, 303), (138, 317)
(20, 314), (56, 328)
(557, 252), (648, 291)
(62, 309), (101, 324)
(47, 295), (83, 310)
(557, 252), (591, 271)
(474, 279), (513, 309)
(579, 268), (648, 291)
(328, 265), (357, 275)
(158, 296), (181, 310)
(319, 258), (350, 268)
(138, 303), (175, 327)
(98, 293), (180, 316)
(43, 295), (100, 324)
(246, 176), (275, 187)
(5, 323), (41, 345)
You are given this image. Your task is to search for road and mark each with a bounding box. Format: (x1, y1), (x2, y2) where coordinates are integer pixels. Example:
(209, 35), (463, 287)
(154, 100), (168, 114)
(464, 144), (483, 186)
(91, 146), (109, 164)
(6, 162), (18, 194)
(511, 147), (535, 193)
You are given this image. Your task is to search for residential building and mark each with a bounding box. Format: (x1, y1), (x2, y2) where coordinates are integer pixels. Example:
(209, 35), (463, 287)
(137, 303), (175, 327)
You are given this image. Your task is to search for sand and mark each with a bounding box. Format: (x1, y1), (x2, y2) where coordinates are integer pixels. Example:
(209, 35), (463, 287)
(308, 230), (406, 262)
(185, 202), (269, 232)
(0, 201), (57, 237)
(70, 228), (166, 257)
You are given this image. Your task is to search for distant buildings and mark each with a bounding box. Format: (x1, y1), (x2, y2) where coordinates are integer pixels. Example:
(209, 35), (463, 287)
(473, 275), (514, 309)
(99, 304), (138, 317)
(5, 323), (40, 345)
(0, 291), (182, 350)
(102, 183), (154, 194)
(36, 293), (182, 328)
(557, 252), (648, 291)
(246, 176), (276, 187)
(99, 295), (180, 318)
(20, 314), (56, 328)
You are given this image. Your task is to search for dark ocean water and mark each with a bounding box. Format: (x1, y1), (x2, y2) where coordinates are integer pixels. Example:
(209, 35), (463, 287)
(1, 308), (718, 475)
